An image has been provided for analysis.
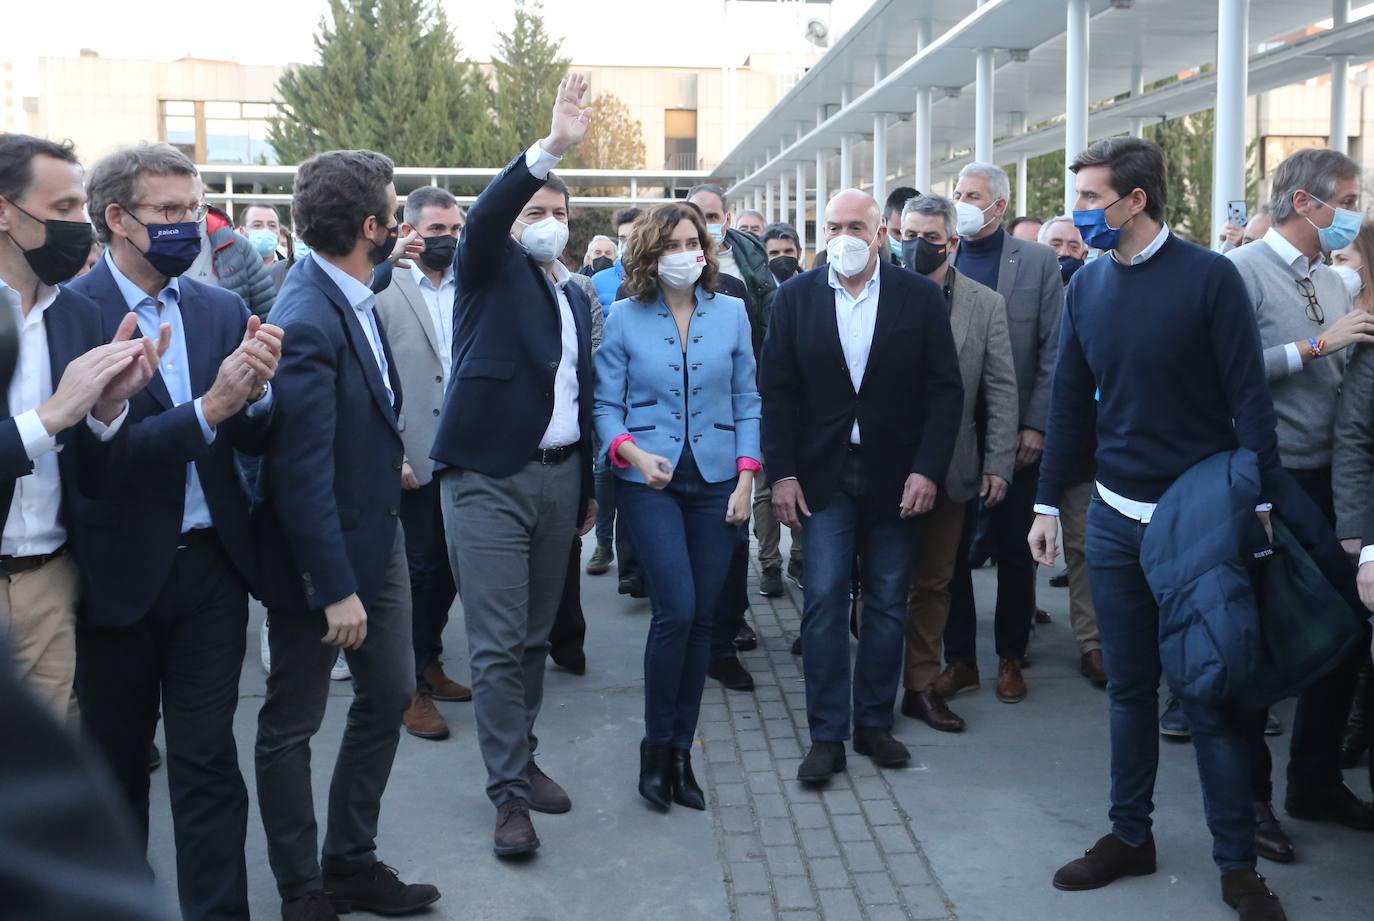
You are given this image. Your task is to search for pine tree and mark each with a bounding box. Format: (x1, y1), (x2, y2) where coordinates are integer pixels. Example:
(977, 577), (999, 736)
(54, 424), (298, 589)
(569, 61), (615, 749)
(489, 0), (571, 155)
(268, 0), (493, 166)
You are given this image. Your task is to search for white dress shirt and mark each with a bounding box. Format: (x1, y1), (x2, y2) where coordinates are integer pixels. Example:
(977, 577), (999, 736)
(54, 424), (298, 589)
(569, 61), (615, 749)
(312, 252), (393, 405)
(828, 262), (881, 444)
(1, 281), (64, 556)
(525, 142), (582, 449)
(410, 262), (455, 386)
(1261, 226), (1325, 375)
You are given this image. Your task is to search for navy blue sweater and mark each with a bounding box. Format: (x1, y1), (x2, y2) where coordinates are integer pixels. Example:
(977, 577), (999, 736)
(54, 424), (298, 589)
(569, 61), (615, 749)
(1036, 233), (1280, 508)
(954, 227), (1003, 292)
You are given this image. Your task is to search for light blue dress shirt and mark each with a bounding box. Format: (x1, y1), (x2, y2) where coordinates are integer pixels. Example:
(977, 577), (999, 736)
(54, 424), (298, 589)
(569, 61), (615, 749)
(312, 252), (393, 404)
(102, 251), (270, 533)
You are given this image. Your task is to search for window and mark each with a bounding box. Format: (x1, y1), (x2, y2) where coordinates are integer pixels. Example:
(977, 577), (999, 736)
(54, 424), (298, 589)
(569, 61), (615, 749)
(159, 99), (280, 164)
(664, 109), (698, 170)
(1261, 136), (1327, 176)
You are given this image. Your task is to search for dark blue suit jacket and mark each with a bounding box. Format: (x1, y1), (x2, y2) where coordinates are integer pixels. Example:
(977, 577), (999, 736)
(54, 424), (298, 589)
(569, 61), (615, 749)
(0, 286), (104, 554)
(67, 260), (268, 627)
(254, 255), (405, 614)
(430, 151), (595, 517)
(759, 261), (964, 516)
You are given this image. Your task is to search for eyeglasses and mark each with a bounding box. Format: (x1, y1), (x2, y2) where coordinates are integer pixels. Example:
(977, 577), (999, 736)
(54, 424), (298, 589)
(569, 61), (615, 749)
(125, 200), (208, 224)
(1296, 277), (1324, 324)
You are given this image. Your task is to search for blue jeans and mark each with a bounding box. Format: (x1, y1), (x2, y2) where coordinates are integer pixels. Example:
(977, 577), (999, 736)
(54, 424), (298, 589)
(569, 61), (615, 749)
(1087, 496), (1258, 871)
(710, 526), (751, 661)
(593, 451), (616, 546)
(617, 449), (737, 748)
(801, 452), (916, 742)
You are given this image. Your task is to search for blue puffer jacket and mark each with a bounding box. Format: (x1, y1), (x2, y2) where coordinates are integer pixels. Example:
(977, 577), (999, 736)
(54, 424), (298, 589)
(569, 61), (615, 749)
(1140, 450), (1367, 708)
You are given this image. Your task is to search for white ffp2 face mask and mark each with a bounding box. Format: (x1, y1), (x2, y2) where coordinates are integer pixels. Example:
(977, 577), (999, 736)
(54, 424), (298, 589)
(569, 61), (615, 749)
(515, 216), (569, 265)
(657, 250), (705, 289)
(1332, 263), (1365, 300)
(955, 200), (996, 237)
(826, 230), (878, 278)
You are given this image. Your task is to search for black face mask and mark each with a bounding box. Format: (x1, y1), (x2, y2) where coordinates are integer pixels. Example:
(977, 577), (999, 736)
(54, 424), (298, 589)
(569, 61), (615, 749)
(1059, 255), (1085, 285)
(419, 234), (457, 271)
(5, 200), (94, 285)
(369, 224), (398, 266)
(590, 255), (615, 274)
(902, 238), (948, 276)
(769, 255), (801, 281)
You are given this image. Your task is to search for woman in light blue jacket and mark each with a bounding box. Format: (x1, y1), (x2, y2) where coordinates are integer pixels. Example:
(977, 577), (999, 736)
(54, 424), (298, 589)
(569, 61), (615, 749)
(594, 202), (761, 812)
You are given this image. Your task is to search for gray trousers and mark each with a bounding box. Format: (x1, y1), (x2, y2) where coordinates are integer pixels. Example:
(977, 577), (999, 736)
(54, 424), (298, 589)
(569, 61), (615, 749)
(255, 524), (414, 899)
(440, 455), (580, 806)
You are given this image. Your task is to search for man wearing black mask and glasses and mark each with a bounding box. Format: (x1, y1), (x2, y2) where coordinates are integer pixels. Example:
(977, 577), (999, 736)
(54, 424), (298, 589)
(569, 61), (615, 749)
(373, 186), (472, 743)
(896, 194), (1018, 734)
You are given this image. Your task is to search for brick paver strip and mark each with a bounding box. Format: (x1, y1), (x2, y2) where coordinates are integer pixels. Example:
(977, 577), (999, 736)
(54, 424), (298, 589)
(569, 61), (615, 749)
(704, 562), (958, 920)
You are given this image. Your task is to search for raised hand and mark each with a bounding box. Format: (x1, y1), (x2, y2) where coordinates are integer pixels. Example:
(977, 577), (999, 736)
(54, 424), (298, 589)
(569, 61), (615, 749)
(92, 313), (172, 423)
(236, 315), (284, 385)
(39, 339), (146, 434)
(542, 73), (593, 158)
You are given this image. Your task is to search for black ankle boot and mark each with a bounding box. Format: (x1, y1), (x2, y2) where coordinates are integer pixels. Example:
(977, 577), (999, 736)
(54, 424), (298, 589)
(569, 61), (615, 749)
(671, 749), (705, 810)
(638, 742), (672, 810)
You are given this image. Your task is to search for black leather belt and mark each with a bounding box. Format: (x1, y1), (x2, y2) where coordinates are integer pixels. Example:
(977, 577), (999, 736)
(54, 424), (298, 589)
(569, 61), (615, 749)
(531, 444), (577, 465)
(0, 545), (66, 576)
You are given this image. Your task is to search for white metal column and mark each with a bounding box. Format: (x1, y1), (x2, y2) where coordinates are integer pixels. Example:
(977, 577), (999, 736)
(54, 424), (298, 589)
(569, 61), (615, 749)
(815, 150), (829, 260)
(872, 116), (888, 204)
(914, 19), (933, 194)
(779, 171), (789, 231)
(765, 180), (776, 224)
(1130, 65), (1146, 138)
(1013, 112), (1028, 217)
(1065, 0), (1090, 214)
(752, 187), (761, 213)
(1331, 0), (1351, 154)
(1212, 0), (1250, 250)
(840, 134), (853, 188)
(795, 161), (807, 254)
(975, 50), (995, 162)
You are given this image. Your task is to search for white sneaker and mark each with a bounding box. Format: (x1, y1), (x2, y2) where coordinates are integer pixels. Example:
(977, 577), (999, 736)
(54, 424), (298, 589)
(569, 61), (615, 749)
(260, 618), (271, 673)
(330, 650), (352, 682)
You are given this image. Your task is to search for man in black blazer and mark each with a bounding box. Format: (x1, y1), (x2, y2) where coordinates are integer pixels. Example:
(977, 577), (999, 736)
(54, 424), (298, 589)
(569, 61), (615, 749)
(253, 149), (439, 921)
(431, 74), (597, 858)
(68, 142), (282, 921)
(761, 188), (963, 785)
(0, 135), (163, 726)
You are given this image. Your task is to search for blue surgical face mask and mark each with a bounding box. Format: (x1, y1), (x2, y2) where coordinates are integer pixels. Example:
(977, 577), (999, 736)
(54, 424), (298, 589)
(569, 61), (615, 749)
(1073, 196), (1129, 252)
(128, 213), (202, 277)
(247, 228), (279, 256)
(616, 240), (627, 260)
(1304, 192), (1363, 252)
(889, 236), (904, 261)
(293, 239), (312, 260)
(707, 223), (725, 245)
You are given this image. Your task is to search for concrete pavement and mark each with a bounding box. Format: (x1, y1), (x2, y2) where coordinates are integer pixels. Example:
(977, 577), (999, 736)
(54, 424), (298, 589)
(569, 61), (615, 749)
(144, 535), (1374, 920)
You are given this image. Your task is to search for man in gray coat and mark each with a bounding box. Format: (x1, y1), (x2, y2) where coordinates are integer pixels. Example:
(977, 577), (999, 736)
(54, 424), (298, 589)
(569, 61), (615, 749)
(374, 186), (472, 742)
(896, 194), (1018, 732)
(939, 162), (1062, 705)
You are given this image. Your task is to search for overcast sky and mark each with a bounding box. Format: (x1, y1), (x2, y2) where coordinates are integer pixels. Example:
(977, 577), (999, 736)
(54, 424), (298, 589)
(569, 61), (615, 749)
(6, 0), (871, 74)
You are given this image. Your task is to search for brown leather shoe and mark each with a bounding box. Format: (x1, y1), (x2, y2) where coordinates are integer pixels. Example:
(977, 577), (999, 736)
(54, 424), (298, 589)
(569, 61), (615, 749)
(422, 662), (472, 702)
(901, 689), (966, 732)
(931, 662), (980, 698)
(402, 692), (449, 740)
(1284, 781), (1374, 831)
(1080, 649), (1108, 688)
(494, 799), (539, 858)
(1052, 832), (1156, 891)
(526, 760), (571, 814)
(1221, 869), (1287, 921)
(1252, 802), (1295, 863)
(996, 658), (1027, 703)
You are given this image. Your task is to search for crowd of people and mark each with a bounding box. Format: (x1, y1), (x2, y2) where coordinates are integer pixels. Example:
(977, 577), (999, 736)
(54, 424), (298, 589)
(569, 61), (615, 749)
(2, 71), (1373, 921)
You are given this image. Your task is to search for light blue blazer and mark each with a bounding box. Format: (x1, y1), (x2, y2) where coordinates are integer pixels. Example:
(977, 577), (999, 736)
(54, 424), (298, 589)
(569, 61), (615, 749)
(594, 287), (761, 485)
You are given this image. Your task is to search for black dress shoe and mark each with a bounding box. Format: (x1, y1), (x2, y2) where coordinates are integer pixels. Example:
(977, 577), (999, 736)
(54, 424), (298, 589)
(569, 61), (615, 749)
(1252, 802), (1295, 863)
(790, 636), (802, 656)
(551, 651), (586, 675)
(1052, 833), (1156, 891)
(323, 861), (440, 915)
(900, 689), (965, 732)
(1049, 570), (1070, 588)
(282, 891), (339, 921)
(797, 741), (846, 785)
(1284, 781), (1374, 830)
(733, 622), (758, 651)
(707, 655), (755, 691)
(618, 576), (646, 598)
(853, 727), (910, 767)
(671, 749), (706, 810)
(639, 742), (673, 810)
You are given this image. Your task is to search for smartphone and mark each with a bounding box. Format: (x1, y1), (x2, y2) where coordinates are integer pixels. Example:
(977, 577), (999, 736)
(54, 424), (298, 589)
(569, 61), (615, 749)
(1227, 199), (1248, 227)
